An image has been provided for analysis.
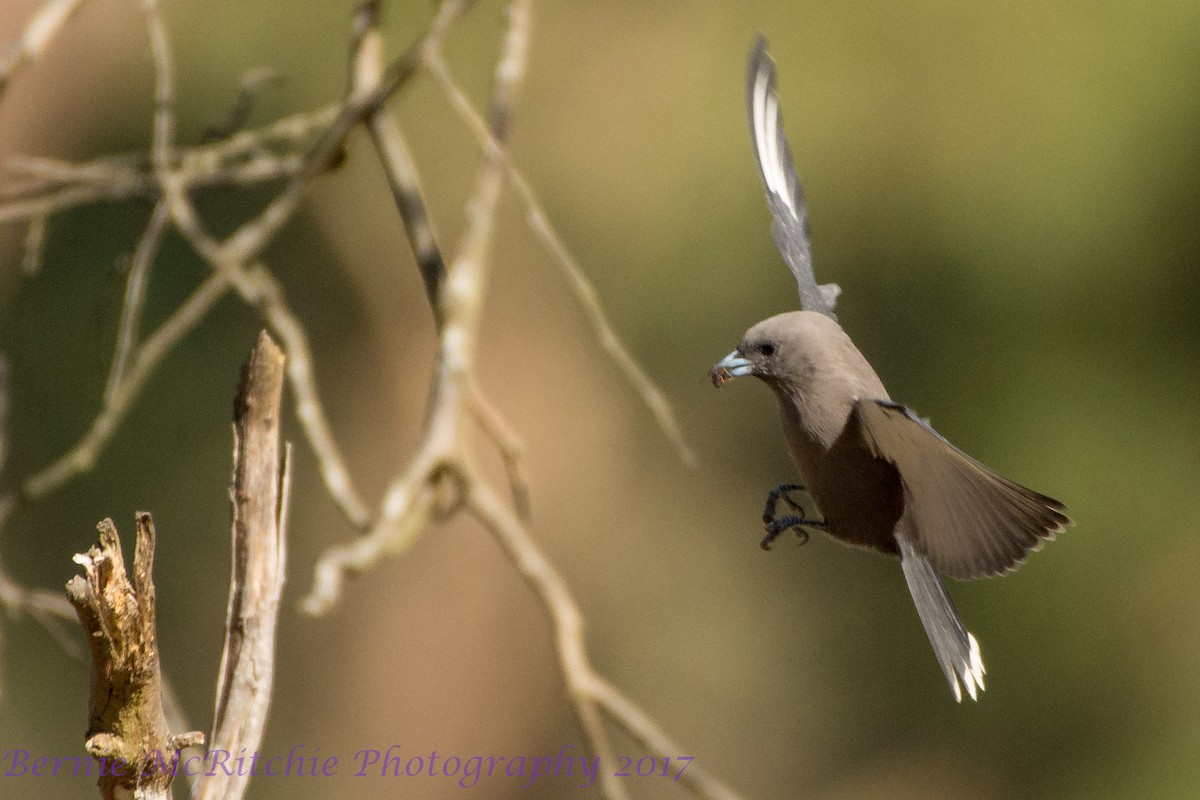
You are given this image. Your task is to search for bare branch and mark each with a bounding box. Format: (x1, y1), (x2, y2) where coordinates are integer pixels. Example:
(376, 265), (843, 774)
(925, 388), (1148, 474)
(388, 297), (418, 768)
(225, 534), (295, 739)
(0, 563), (81, 660)
(467, 383), (531, 520)
(466, 478), (632, 800)
(219, 2), (478, 268)
(355, 0), (532, 518)
(0, 0), (89, 98)
(424, 47), (697, 468)
(0, 0), (483, 532)
(526, 206), (697, 467)
(0, 107), (342, 225)
(103, 199), (169, 406)
(591, 677), (743, 800)
(0, 157), (152, 223)
(352, 0), (448, 315)
(303, 0), (515, 615)
(18, 272), (230, 503)
(3, 6), (747, 799)
(305, 7), (743, 800)
(300, 458), (437, 617)
(4, 152), (147, 185)
(201, 67), (282, 143)
(66, 514), (204, 800)
(194, 332), (289, 800)
(139, 0), (372, 528)
(264, 281), (376, 527)
(0, 4), (379, 533)
(469, 481), (747, 800)
(192, 104), (340, 167)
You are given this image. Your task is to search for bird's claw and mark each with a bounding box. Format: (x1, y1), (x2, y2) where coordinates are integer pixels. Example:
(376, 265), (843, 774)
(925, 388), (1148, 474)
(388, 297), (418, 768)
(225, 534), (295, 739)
(762, 483), (807, 525)
(760, 515), (824, 550)
(761, 483), (827, 550)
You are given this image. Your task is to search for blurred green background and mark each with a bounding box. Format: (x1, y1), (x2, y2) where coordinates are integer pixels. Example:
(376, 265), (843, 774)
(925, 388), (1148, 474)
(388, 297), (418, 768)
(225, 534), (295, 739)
(1, 0), (1199, 798)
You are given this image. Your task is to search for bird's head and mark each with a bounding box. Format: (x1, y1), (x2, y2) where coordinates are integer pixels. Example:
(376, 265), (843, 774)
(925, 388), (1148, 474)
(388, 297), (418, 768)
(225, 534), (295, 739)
(710, 310), (834, 389)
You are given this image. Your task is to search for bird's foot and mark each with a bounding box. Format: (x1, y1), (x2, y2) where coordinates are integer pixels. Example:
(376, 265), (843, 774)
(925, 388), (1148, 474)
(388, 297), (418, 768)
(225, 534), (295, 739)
(758, 482), (825, 551)
(762, 483), (808, 525)
(761, 484), (827, 550)
(760, 515), (827, 550)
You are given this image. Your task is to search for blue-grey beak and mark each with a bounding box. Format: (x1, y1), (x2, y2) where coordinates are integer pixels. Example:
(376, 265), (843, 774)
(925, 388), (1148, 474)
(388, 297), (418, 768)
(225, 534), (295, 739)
(710, 350), (754, 387)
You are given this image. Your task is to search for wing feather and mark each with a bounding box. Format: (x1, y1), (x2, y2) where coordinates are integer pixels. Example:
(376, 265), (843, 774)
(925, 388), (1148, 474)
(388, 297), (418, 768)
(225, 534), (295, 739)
(853, 399), (1069, 580)
(746, 35), (839, 319)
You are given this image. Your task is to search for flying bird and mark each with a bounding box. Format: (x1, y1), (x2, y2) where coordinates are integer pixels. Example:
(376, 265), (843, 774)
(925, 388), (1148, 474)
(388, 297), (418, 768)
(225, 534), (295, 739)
(711, 35), (1070, 701)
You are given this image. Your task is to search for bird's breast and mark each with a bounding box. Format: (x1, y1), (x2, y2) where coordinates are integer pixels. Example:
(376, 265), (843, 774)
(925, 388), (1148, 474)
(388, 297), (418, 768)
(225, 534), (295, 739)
(772, 385), (904, 556)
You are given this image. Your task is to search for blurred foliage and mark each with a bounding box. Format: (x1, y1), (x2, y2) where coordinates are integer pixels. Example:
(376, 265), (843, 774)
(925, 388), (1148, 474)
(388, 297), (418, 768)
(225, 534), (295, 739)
(1, 0), (1199, 798)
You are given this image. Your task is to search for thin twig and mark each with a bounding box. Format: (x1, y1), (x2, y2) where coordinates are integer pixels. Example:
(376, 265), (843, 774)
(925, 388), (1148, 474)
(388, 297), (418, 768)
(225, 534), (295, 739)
(245, 265), (371, 526)
(591, 677), (743, 800)
(4, 152), (146, 185)
(526, 206), (696, 466)
(192, 104), (340, 166)
(0, 107), (341, 224)
(140, 0), (373, 528)
(467, 382), (531, 520)
(220, 0), (480, 269)
(103, 199), (169, 406)
(1, 5), (383, 527)
(0, 558), (81, 660)
(360, 0), (537, 518)
(354, 0), (532, 521)
(423, 49), (697, 468)
(0, 0), (89, 98)
(1, 0), (477, 531)
(0, 151), (308, 218)
(201, 67), (282, 143)
(300, 458), (437, 616)
(0, 482), (79, 651)
(0, 165), (152, 223)
(302, 0), (494, 615)
(353, 0), (448, 315)
(467, 477), (632, 800)
(18, 273), (230, 502)
(469, 477), (746, 800)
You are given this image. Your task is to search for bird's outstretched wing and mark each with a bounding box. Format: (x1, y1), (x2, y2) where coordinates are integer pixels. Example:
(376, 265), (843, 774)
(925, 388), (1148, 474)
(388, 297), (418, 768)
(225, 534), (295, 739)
(747, 35), (839, 319)
(852, 398), (1070, 580)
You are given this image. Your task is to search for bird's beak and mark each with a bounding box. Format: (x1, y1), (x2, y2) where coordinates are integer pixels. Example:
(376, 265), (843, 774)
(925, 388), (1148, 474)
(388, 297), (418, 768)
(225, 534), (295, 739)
(710, 350), (754, 387)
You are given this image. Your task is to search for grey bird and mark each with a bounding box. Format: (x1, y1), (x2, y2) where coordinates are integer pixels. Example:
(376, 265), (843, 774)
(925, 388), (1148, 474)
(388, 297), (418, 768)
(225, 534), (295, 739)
(711, 36), (1070, 702)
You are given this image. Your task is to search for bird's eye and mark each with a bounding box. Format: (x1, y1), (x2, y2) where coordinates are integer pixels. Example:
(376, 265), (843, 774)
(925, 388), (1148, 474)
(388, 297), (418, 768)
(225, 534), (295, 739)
(759, 343), (776, 357)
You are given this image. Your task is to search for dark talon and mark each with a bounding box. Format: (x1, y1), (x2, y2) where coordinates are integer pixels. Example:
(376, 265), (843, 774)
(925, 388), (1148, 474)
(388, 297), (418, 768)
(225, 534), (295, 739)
(761, 482), (827, 550)
(762, 483), (807, 525)
(760, 515), (826, 550)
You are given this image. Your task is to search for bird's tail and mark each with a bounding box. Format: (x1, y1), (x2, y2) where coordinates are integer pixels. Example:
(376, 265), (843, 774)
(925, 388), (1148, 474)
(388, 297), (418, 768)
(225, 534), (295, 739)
(897, 535), (986, 702)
